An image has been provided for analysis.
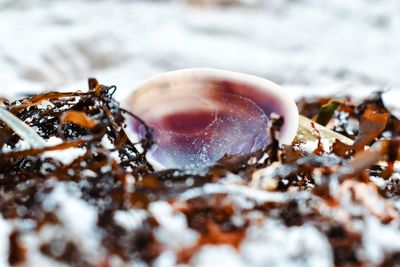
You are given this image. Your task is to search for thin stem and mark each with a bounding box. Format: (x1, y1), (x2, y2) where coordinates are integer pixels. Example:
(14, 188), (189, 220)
(0, 107), (47, 149)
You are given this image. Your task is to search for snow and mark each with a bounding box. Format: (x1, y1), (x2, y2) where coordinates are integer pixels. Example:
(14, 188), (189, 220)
(192, 245), (245, 267)
(154, 251), (177, 267)
(1, 139), (31, 152)
(41, 137), (87, 165)
(0, 182), (101, 267)
(178, 182), (291, 206)
(0, 216), (12, 267)
(114, 209), (149, 231)
(185, 220), (334, 267)
(0, 0), (399, 106)
(42, 183), (100, 255)
(22, 232), (70, 267)
(363, 217), (400, 264)
(150, 201), (199, 250)
(240, 220), (334, 267)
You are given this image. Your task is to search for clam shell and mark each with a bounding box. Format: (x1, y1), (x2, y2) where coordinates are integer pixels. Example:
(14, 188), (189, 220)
(123, 68), (299, 170)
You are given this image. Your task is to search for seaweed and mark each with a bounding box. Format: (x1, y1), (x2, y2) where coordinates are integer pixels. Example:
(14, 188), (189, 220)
(0, 81), (399, 266)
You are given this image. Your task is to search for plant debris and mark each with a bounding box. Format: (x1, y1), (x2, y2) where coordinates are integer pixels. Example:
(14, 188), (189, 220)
(315, 99), (342, 126)
(0, 81), (399, 267)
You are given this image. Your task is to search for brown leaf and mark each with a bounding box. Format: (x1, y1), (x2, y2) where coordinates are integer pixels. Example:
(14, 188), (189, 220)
(8, 230), (26, 266)
(297, 97), (331, 118)
(88, 78), (100, 91)
(281, 145), (303, 163)
(353, 108), (390, 150)
(333, 107), (389, 156)
(61, 110), (97, 129)
(177, 220), (245, 263)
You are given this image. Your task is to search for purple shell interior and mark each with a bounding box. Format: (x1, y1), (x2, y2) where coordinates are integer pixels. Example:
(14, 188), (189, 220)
(129, 79), (286, 169)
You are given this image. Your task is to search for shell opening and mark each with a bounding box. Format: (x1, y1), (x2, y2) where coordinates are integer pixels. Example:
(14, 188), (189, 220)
(123, 68), (299, 170)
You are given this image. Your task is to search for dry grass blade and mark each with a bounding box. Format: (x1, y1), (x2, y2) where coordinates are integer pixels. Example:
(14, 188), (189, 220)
(296, 115), (354, 145)
(0, 107), (47, 149)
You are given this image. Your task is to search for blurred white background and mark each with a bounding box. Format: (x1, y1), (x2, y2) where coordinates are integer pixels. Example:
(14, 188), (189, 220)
(0, 0), (399, 103)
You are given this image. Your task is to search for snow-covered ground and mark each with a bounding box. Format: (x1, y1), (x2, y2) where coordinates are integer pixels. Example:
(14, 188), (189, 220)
(1, 0), (400, 104)
(1, 1), (400, 267)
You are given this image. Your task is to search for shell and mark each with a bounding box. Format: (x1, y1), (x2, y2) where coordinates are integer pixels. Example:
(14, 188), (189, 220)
(122, 68), (299, 170)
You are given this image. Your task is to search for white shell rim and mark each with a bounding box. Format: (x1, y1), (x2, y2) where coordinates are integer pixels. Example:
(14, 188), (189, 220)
(126, 68), (299, 145)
